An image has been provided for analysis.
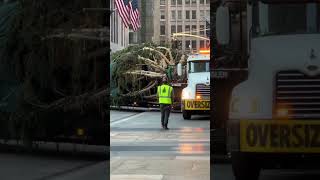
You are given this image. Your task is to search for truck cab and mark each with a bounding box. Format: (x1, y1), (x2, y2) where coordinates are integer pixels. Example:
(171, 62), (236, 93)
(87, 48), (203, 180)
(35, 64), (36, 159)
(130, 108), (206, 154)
(181, 50), (210, 119)
(214, 0), (320, 179)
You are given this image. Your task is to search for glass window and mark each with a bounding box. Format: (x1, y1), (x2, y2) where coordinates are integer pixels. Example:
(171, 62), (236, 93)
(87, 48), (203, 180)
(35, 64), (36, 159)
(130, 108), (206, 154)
(186, 10), (190, 19)
(200, 40), (205, 48)
(160, 0), (166, 5)
(191, 0), (196, 5)
(185, 25), (190, 33)
(192, 10), (196, 19)
(200, 0), (205, 4)
(171, 25), (176, 34)
(178, 10), (182, 19)
(200, 10), (205, 18)
(185, 40), (191, 49)
(160, 25), (166, 35)
(172, 11), (176, 19)
(177, 0), (182, 5)
(171, 0), (176, 5)
(177, 25), (182, 32)
(185, 0), (190, 5)
(189, 61), (210, 73)
(161, 10), (165, 19)
(192, 40), (197, 49)
(200, 25), (205, 35)
(192, 25), (197, 35)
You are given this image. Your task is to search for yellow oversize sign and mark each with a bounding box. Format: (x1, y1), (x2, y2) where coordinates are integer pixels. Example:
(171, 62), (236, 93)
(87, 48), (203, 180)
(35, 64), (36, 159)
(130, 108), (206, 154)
(184, 100), (210, 110)
(240, 120), (320, 153)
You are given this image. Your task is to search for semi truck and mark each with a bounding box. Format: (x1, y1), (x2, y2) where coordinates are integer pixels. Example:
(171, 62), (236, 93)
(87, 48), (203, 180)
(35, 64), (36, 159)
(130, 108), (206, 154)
(213, 0), (320, 179)
(180, 49), (210, 119)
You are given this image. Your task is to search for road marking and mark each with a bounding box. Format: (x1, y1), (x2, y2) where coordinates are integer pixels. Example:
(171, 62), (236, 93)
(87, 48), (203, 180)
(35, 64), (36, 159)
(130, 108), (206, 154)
(110, 175), (163, 180)
(111, 112), (145, 126)
(175, 156), (210, 160)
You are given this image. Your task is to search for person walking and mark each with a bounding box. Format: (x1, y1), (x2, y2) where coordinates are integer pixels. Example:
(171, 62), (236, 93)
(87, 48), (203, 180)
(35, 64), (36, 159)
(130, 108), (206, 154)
(157, 76), (174, 130)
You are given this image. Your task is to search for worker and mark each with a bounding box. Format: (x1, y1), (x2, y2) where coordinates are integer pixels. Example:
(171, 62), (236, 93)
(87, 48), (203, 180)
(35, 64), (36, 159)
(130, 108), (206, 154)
(157, 76), (174, 130)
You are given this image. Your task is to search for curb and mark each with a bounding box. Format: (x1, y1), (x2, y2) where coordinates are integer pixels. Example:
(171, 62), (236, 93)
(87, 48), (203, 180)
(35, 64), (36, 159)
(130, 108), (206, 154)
(110, 106), (181, 113)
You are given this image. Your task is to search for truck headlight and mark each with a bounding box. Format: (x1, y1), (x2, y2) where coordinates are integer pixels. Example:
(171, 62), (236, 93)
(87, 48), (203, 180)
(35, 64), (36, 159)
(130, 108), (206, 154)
(182, 90), (191, 100)
(230, 96), (260, 114)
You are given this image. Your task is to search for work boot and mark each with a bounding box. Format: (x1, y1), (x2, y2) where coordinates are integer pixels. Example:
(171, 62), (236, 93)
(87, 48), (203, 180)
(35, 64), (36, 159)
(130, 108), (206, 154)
(164, 125), (169, 130)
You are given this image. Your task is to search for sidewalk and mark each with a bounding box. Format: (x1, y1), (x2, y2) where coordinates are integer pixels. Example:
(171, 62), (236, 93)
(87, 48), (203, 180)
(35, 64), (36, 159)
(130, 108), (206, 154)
(111, 157), (209, 180)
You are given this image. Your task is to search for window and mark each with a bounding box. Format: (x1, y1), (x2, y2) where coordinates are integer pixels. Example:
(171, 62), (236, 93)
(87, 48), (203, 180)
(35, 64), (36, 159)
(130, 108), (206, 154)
(200, 25), (205, 35)
(191, 0), (196, 5)
(171, 11), (176, 19)
(206, 10), (210, 16)
(200, 10), (205, 18)
(200, 0), (204, 4)
(186, 10), (190, 19)
(200, 40), (205, 48)
(177, 25), (182, 32)
(185, 40), (191, 49)
(171, 25), (176, 34)
(178, 10), (182, 19)
(160, 0), (166, 5)
(192, 40), (197, 49)
(191, 25), (197, 35)
(185, 25), (190, 33)
(185, 0), (190, 4)
(160, 25), (166, 35)
(177, 0), (182, 5)
(160, 40), (166, 46)
(192, 10), (196, 19)
(161, 10), (165, 19)
(171, 0), (176, 5)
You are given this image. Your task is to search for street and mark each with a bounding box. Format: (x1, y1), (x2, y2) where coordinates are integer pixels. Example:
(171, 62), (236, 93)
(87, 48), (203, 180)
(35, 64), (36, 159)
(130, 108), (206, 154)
(0, 143), (107, 180)
(110, 110), (210, 180)
(212, 162), (320, 180)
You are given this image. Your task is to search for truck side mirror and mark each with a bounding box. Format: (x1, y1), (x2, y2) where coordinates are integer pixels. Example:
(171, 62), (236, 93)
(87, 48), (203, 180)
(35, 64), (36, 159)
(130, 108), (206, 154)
(177, 63), (182, 76)
(216, 6), (230, 45)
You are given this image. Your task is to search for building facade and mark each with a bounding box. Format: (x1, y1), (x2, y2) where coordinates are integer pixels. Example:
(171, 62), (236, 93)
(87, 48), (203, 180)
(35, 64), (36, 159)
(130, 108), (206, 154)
(110, 0), (130, 53)
(153, 0), (210, 53)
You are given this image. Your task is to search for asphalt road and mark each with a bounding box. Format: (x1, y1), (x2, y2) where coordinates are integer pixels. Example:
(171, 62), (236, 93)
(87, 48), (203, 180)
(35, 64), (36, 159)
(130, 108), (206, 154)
(110, 110), (210, 180)
(0, 142), (107, 180)
(212, 162), (320, 180)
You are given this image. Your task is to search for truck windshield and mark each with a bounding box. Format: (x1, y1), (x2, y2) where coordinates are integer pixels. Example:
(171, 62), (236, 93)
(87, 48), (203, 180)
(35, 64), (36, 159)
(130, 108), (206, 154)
(188, 61), (210, 73)
(252, 2), (320, 37)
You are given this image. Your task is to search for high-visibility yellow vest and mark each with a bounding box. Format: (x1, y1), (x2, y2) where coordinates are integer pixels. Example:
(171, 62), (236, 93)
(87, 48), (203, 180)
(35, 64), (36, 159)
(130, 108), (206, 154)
(157, 84), (173, 104)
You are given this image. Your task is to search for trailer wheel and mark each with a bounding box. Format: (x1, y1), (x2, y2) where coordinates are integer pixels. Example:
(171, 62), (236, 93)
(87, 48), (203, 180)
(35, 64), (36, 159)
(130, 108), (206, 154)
(182, 110), (191, 120)
(231, 152), (260, 180)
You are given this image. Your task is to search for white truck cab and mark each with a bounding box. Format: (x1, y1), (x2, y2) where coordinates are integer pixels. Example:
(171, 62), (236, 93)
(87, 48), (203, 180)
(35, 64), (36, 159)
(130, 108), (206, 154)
(181, 50), (210, 119)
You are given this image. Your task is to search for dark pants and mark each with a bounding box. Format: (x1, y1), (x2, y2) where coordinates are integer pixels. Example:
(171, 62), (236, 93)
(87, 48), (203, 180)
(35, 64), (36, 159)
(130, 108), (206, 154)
(160, 104), (171, 127)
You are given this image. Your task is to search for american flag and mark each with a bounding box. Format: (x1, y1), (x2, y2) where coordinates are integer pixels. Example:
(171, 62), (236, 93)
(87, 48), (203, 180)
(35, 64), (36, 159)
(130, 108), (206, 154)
(115, 0), (141, 31)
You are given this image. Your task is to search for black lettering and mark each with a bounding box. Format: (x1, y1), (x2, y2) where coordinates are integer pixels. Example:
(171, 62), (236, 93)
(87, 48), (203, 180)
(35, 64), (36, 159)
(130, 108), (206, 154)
(257, 124), (269, 146)
(192, 101), (196, 108)
(279, 125), (290, 148)
(292, 125), (304, 148)
(270, 124), (279, 147)
(246, 124), (258, 147)
(310, 125), (320, 148)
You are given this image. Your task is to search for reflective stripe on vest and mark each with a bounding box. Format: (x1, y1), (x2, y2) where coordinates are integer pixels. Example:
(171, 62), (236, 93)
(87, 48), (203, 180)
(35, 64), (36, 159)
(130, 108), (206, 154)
(158, 85), (172, 104)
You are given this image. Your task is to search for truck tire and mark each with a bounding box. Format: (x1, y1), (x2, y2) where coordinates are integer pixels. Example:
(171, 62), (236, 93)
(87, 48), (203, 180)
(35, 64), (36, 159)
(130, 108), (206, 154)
(231, 152), (260, 180)
(182, 110), (191, 120)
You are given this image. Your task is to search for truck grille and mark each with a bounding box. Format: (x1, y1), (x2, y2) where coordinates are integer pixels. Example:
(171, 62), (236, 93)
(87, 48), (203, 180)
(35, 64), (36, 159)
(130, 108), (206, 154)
(275, 70), (320, 119)
(196, 84), (210, 99)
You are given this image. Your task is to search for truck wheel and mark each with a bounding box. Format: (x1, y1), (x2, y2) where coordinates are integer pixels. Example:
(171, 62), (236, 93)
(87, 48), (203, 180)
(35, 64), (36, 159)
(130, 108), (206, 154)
(231, 152), (260, 180)
(182, 110), (191, 120)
